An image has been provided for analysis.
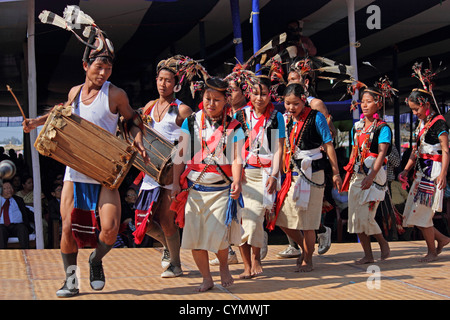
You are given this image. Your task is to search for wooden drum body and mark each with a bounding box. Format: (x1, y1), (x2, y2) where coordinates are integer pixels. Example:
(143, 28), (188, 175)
(35, 104), (137, 190)
(119, 122), (175, 185)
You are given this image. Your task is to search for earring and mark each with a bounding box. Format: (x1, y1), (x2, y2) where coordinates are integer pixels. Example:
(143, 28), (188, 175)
(425, 109), (430, 117)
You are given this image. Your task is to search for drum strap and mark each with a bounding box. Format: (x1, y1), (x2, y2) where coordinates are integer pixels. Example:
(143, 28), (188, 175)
(70, 85), (83, 109)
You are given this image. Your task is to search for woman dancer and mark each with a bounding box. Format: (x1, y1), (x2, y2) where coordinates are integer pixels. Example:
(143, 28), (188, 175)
(234, 74), (285, 278)
(342, 86), (392, 264)
(400, 88), (450, 262)
(171, 77), (244, 292)
(272, 83), (341, 272)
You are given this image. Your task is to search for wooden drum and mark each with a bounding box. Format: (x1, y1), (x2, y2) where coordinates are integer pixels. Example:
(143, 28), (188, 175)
(35, 104), (137, 190)
(119, 121), (175, 185)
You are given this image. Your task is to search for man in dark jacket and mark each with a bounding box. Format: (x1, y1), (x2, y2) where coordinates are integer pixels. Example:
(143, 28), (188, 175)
(0, 180), (33, 249)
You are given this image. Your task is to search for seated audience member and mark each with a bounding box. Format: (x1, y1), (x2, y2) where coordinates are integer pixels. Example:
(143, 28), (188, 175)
(47, 183), (63, 248)
(0, 181), (33, 249)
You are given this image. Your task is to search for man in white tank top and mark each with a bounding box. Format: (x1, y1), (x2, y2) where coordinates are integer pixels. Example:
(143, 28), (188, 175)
(134, 58), (192, 278)
(23, 24), (149, 297)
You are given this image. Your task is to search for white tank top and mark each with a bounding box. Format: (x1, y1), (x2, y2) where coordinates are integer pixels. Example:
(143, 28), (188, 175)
(64, 81), (119, 184)
(141, 99), (184, 190)
(73, 81), (119, 134)
(149, 99), (183, 143)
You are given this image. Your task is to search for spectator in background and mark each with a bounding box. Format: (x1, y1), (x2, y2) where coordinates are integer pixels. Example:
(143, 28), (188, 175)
(0, 147), (9, 161)
(11, 174), (22, 194)
(0, 181), (33, 249)
(16, 174), (34, 207)
(15, 174), (49, 247)
(285, 20), (317, 58)
(47, 183), (62, 248)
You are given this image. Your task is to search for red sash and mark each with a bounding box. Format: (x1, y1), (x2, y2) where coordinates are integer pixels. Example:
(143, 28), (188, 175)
(267, 107), (312, 231)
(244, 102), (275, 168)
(170, 115), (240, 227)
(417, 115), (445, 142)
(341, 120), (388, 192)
(419, 153), (442, 162)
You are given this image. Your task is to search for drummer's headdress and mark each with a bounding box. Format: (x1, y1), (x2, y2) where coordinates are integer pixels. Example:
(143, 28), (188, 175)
(38, 5), (114, 63)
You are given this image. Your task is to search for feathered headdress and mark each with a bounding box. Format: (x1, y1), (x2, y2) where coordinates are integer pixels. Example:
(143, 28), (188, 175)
(343, 75), (398, 116)
(376, 75), (398, 101)
(342, 78), (367, 112)
(157, 55), (210, 97)
(224, 62), (258, 97)
(39, 5), (114, 62)
(260, 58), (286, 102)
(253, 58), (287, 102)
(411, 58), (446, 113)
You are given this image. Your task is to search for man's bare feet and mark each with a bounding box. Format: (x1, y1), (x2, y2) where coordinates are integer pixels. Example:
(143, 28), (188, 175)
(355, 256), (374, 265)
(195, 278), (214, 292)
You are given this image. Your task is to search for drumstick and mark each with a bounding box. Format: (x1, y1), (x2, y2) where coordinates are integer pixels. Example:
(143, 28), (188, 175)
(6, 85), (27, 119)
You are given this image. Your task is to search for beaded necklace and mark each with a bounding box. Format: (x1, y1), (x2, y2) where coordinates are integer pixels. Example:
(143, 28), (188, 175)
(284, 107), (311, 173)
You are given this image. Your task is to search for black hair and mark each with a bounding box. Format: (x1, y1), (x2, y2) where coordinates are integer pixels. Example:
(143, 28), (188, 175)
(257, 76), (271, 89)
(157, 67), (180, 84)
(50, 183), (62, 193)
(87, 56), (113, 67)
(204, 77), (229, 97)
(360, 86), (382, 101)
(21, 174), (32, 185)
(407, 89), (437, 112)
(284, 83), (306, 100)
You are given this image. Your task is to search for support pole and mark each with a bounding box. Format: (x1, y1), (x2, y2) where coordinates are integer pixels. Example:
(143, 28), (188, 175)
(27, 0), (44, 249)
(393, 45), (400, 152)
(230, 0), (244, 64)
(251, 0), (261, 73)
(346, 0), (360, 121)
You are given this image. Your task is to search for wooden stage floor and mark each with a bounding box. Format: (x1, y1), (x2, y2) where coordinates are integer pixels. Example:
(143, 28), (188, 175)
(1, 241), (449, 301)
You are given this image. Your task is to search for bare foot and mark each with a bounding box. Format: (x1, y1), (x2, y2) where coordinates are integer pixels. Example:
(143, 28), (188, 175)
(195, 278), (214, 292)
(437, 237), (450, 254)
(419, 253), (438, 262)
(220, 269), (234, 288)
(380, 242), (390, 261)
(251, 260), (263, 277)
(297, 260), (314, 272)
(294, 254), (304, 272)
(239, 271), (253, 279)
(355, 256), (374, 265)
